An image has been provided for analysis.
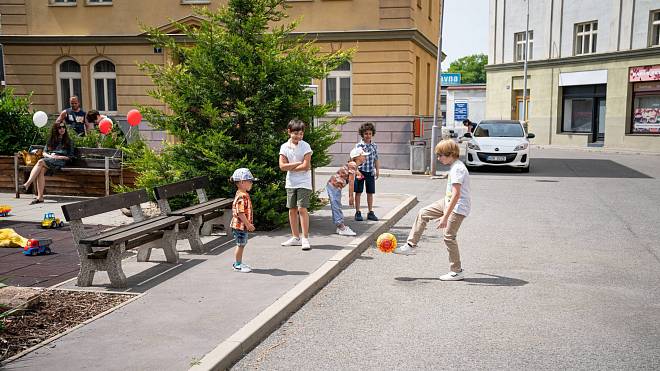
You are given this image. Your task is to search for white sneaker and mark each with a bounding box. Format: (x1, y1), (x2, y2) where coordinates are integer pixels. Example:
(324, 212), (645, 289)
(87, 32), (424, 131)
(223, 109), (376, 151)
(281, 237), (302, 246)
(393, 243), (416, 255)
(301, 238), (311, 251)
(232, 263), (252, 273)
(439, 270), (464, 281)
(337, 226), (357, 236)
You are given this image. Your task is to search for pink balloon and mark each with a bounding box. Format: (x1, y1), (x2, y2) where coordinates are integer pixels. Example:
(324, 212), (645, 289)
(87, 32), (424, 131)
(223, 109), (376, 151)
(99, 118), (113, 135)
(127, 109), (142, 127)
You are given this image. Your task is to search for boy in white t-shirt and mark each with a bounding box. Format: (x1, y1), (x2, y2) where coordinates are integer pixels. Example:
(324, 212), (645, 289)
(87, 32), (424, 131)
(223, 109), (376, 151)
(279, 119), (314, 251)
(394, 139), (471, 281)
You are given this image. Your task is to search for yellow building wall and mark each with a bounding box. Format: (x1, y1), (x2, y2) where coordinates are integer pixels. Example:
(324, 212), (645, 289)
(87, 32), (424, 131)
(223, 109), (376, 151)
(0, 0), (27, 35)
(4, 44), (166, 114)
(4, 38), (439, 118)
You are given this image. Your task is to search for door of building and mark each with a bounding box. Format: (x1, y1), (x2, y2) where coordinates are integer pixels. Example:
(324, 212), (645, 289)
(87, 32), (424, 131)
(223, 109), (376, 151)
(514, 95), (530, 121)
(595, 98), (606, 142)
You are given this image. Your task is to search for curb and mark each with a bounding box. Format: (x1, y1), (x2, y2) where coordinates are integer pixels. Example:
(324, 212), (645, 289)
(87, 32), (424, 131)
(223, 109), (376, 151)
(315, 170), (435, 179)
(189, 194), (418, 371)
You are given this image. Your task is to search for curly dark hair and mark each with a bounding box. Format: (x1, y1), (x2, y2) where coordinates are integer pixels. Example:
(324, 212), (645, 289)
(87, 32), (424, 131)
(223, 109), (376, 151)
(47, 121), (72, 151)
(359, 122), (376, 137)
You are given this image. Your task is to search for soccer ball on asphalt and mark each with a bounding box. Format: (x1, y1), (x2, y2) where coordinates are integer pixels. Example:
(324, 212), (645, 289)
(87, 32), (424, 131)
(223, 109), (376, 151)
(376, 233), (397, 253)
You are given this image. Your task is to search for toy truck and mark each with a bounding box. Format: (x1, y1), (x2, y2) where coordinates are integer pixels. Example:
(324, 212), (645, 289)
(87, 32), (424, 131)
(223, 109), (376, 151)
(0, 205), (11, 217)
(41, 212), (64, 228)
(23, 238), (53, 256)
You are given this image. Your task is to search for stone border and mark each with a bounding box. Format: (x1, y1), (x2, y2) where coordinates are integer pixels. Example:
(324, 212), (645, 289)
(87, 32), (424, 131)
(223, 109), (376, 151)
(0, 289), (143, 366)
(189, 194), (418, 371)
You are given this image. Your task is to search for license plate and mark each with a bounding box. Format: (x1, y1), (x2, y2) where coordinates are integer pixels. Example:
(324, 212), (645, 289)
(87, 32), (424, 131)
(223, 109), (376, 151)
(487, 155), (507, 161)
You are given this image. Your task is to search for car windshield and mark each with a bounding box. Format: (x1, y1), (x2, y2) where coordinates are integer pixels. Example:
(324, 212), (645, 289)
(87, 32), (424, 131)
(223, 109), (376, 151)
(474, 122), (524, 137)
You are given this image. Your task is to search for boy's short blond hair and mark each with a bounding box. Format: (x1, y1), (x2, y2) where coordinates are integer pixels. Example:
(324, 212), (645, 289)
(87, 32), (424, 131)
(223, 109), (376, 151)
(435, 139), (460, 159)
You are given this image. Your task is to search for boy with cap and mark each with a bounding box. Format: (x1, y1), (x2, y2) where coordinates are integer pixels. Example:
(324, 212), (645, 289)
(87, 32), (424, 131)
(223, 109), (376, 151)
(230, 168), (256, 273)
(326, 147), (369, 236)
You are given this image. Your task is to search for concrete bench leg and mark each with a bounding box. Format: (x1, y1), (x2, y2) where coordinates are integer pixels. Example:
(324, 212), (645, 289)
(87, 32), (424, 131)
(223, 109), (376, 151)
(136, 226), (180, 263)
(201, 211), (230, 236)
(187, 215), (205, 253)
(107, 244), (128, 288)
(77, 259), (96, 287)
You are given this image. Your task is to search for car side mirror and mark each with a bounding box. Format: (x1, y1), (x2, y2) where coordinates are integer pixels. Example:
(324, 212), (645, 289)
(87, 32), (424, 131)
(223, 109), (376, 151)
(463, 132), (472, 138)
(527, 133), (535, 139)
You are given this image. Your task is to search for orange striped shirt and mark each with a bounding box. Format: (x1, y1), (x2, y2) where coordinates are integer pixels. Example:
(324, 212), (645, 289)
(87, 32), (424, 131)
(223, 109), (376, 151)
(231, 190), (253, 231)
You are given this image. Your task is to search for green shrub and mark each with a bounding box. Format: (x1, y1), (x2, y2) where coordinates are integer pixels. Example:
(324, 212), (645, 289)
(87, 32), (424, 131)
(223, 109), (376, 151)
(132, 0), (353, 229)
(0, 88), (45, 155)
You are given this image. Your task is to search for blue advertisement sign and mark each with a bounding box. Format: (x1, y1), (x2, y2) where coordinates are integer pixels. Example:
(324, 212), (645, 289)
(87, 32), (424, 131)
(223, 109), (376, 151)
(441, 73), (461, 86)
(454, 102), (468, 121)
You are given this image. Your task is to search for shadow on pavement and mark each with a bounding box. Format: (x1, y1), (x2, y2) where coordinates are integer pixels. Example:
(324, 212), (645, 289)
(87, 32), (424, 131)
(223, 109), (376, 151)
(463, 273), (528, 287)
(120, 258), (206, 293)
(395, 273), (528, 287)
(250, 268), (309, 276)
(470, 158), (652, 178)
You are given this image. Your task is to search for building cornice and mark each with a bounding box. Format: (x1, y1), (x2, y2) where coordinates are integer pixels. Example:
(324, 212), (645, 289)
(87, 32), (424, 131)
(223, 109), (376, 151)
(485, 47), (660, 71)
(0, 29), (444, 59)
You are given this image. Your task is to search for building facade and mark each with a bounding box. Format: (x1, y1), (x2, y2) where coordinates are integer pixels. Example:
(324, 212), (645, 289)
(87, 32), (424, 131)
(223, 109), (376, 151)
(445, 84), (486, 137)
(487, 0), (660, 152)
(0, 0), (443, 169)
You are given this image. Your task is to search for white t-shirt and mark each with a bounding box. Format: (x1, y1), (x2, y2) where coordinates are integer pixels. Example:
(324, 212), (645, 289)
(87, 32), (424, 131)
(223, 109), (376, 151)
(445, 160), (471, 216)
(279, 139), (313, 190)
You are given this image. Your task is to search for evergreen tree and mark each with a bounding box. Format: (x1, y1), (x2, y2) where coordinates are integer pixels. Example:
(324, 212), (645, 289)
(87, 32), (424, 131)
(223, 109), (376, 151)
(130, 0), (353, 228)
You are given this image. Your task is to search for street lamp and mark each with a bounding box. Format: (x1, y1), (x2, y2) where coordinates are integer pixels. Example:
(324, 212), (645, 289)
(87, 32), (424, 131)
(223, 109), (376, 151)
(521, 0), (530, 124)
(430, 0), (445, 176)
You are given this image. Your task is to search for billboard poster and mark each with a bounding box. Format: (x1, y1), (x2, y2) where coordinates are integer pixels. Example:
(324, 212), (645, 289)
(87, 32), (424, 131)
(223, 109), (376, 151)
(633, 108), (660, 133)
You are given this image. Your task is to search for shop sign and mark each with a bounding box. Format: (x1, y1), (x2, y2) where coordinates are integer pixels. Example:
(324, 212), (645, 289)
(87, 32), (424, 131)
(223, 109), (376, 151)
(633, 108), (660, 133)
(454, 102), (468, 121)
(629, 65), (660, 82)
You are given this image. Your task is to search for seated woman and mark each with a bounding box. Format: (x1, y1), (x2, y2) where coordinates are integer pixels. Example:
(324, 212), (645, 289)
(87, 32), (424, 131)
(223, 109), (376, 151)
(22, 122), (75, 204)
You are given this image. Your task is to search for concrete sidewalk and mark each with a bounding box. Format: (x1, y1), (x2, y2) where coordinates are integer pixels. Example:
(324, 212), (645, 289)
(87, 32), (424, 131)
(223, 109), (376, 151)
(3, 191), (416, 370)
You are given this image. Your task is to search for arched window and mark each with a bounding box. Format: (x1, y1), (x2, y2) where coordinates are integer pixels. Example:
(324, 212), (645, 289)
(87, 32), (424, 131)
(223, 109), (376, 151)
(325, 61), (351, 113)
(92, 60), (117, 112)
(57, 59), (82, 111)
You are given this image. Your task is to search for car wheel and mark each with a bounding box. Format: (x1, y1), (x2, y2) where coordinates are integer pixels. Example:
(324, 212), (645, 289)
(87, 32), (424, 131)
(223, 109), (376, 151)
(44, 247), (52, 255)
(30, 249), (38, 256)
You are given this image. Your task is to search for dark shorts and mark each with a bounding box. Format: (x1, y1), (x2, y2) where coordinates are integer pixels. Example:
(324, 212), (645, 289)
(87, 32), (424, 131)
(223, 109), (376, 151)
(232, 229), (248, 246)
(354, 172), (376, 194)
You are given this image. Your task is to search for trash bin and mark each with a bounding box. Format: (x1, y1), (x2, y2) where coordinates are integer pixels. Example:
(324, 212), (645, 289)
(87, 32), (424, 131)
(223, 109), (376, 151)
(409, 140), (427, 174)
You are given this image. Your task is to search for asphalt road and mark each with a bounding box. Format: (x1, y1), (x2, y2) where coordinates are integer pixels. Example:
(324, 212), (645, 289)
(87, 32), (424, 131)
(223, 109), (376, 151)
(233, 148), (660, 370)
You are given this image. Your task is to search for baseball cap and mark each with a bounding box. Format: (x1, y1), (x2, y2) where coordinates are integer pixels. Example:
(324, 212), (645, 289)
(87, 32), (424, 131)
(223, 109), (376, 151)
(350, 147), (370, 159)
(231, 168), (257, 182)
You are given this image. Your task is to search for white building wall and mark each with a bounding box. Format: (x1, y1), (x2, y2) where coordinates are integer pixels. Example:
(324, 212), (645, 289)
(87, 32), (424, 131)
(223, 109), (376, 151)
(632, 0), (660, 49)
(446, 88), (487, 135)
(502, 0), (551, 64)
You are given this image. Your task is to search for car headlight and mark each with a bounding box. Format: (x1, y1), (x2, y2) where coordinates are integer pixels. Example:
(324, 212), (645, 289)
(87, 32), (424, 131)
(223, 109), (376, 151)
(514, 142), (529, 151)
(467, 142), (481, 150)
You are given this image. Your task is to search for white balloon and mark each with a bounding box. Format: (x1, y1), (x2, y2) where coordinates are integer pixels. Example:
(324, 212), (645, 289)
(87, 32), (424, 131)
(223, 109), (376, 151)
(33, 111), (48, 128)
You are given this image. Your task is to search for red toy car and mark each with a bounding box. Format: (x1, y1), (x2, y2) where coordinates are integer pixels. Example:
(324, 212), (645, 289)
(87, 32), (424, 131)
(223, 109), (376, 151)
(23, 238), (53, 256)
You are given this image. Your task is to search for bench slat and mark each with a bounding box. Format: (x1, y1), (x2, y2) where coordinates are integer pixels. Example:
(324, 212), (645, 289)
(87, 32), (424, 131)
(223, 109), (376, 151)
(95, 216), (185, 246)
(79, 215), (171, 244)
(61, 189), (150, 221)
(153, 176), (210, 200)
(169, 198), (233, 217)
(29, 145), (122, 159)
(19, 166), (122, 174)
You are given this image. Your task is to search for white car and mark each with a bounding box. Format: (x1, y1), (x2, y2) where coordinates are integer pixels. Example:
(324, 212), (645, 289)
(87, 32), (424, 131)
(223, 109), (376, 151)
(463, 120), (535, 173)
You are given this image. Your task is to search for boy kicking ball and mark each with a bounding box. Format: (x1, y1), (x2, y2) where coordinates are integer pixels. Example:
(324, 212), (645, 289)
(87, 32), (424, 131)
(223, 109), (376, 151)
(394, 139), (471, 281)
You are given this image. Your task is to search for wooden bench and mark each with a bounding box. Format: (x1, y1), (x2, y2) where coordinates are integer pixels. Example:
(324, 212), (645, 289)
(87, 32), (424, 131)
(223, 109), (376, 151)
(61, 189), (185, 288)
(153, 176), (233, 254)
(14, 146), (124, 198)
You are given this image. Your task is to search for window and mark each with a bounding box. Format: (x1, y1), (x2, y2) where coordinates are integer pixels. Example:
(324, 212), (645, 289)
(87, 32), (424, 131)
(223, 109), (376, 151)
(574, 21), (598, 55)
(51, 0), (76, 4)
(514, 31), (533, 62)
(87, 0), (112, 4)
(561, 84), (606, 136)
(631, 82), (660, 134)
(325, 61), (351, 114)
(92, 60), (117, 112)
(181, 0), (210, 4)
(57, 60), (82, 112)
(650, 10), (660, 47)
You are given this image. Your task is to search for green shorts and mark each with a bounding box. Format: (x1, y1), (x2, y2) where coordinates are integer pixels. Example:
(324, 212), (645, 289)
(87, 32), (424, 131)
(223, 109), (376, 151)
(286, 188), (312, 209)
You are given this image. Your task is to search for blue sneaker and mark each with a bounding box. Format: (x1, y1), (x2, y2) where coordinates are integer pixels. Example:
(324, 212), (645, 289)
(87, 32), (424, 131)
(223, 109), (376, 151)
(367, 211), (379, 221)
(355, 211), (364, 221)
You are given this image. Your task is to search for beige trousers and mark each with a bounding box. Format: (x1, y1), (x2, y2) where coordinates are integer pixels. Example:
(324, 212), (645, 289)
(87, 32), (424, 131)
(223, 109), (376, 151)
(406, 198), (465, 272)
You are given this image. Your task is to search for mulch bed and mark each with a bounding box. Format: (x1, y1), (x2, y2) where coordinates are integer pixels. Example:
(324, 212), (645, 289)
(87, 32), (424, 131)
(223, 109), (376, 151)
(1, 289), (134, 362)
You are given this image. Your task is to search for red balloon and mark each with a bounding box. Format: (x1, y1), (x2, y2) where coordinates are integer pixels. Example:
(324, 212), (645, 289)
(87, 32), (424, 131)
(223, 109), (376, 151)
(127, 109), (142, 127)
(99, 118), (113, 135)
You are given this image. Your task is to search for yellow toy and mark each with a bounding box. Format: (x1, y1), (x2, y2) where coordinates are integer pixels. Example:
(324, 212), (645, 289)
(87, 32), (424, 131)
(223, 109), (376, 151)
(41, 212), (64, 228)
(376, 233), (397, 253)
(0, 228), (28, 248)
